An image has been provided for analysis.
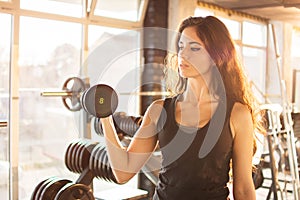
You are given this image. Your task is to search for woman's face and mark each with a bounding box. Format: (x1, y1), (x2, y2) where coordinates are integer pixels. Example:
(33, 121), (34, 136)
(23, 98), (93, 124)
(177, 26), (214, 79)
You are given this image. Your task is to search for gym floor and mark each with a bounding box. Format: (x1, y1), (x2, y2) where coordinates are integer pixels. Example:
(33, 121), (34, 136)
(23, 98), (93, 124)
(255, 168), (295, 200)
(0, 158), (296, 199)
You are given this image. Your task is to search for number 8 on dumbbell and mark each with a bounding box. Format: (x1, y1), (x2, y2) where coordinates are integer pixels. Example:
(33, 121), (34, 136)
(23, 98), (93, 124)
(99, 98), (104, 105)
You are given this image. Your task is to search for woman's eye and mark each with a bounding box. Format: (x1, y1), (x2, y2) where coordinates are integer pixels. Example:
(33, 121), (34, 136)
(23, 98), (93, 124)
(178, 45), (184, 50)
(191, 47), (201, 51)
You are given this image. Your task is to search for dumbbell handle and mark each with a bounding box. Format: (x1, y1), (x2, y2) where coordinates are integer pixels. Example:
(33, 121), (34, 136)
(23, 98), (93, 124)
(76, 168), (94, 186)
(40, 91), (81, 97)
(0, 121), (8, 128)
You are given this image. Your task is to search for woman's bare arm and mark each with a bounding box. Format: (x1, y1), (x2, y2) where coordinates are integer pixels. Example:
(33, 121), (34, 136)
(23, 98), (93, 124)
(100, 99), (164, 183)
(231, 103), (256, 200)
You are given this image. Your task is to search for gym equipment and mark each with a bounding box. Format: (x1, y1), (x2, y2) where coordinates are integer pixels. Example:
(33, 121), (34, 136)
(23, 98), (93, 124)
(41, 77), (118, 118)
(32, 140), (98, 200)
(260, 104), (284, 199)
(270, 23), (300, 199)
(64, 140), (97, 174)
(30, 177), (72, 200)
(0, 120), (7, 128)
(31, 178), (94, 200)
(89, 143), (118, 183)
(81, 84), (118, 118)
(65, 140), (118, 182)
(54, 182), (94, 200)
(41, 77), (86, 111)
(94, 112), (143, 137)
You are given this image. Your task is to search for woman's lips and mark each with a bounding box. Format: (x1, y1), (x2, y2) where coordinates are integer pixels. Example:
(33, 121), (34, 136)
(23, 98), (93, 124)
(180, 64), (189, 68)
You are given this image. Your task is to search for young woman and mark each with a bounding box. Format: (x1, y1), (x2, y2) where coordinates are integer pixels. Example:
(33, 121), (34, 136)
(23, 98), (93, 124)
(101, 16), (259, 200)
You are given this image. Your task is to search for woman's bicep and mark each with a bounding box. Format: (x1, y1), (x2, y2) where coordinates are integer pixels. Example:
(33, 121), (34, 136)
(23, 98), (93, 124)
(127, 99), (164, 153)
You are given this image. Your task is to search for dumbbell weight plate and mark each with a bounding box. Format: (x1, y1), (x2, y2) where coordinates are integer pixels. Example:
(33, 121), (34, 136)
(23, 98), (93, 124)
(93, 117), (103, 135)
(88, 144), (98, 177)
(40, 178), (72, 200)
(104, 150), (117, 183)
(55, 183), (94, 200)
(68, 141), (79, 173)
(103, 149), (113, 182)
(98, 147), (107, 181)
(31, 178), (49, 200)
(79, 142), (97, 172)
(81, 84), (118, 118)
(102, 150), (111, 181)
(70, 140), (83, 173)
(62, 77), (86, 111)
(94, 146), (103, 178)
(65, 142), (75, 172)
(75, 140), (88, 173)
(32, 177), (56, 200)
(97, 146), (106, 180)
(77, 140), (88, 172)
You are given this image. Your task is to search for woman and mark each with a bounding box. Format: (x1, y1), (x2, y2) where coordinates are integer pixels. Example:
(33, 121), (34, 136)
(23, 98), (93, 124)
(101, 16), (259, 200)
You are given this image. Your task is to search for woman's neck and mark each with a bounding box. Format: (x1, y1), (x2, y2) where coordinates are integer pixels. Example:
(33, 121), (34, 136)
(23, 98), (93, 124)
(181, 77), (216, 105)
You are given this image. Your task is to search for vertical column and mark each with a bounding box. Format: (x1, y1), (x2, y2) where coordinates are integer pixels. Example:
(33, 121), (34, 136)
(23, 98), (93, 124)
(139, 0), (168, 197)
(9, 12), (20, 200)
(140, 0), (168, 114)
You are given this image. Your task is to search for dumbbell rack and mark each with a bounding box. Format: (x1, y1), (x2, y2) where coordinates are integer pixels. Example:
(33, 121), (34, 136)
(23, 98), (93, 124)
(31, 139), (118, 200)
(36, 77), (147, 199)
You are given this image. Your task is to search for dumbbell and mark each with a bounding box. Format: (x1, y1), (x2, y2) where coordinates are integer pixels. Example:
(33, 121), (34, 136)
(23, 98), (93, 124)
(54, 181), (94, 200)
(32, 140), (97, 200)
(65, 140), (117, 183)
(0, 120), (8, 128)
(31, 139), (97, 200)
(89, 143), (118, 183)
(30, 176), (71, 200)
(64, 139), (97, 174)
(94, 112), (143, 137)
(41, 77), (118, 118)
(31, 176), (94, 200)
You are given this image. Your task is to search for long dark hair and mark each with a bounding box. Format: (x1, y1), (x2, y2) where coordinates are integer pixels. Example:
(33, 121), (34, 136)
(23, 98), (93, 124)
(164, 15), (265, 151)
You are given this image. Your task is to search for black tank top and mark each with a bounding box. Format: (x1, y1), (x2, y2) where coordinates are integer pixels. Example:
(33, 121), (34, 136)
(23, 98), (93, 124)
(153, 96), (234, 200)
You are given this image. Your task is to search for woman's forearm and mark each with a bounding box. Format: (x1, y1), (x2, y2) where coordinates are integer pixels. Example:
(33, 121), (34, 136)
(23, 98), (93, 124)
(100, 116), (134, 183)
(100, 102), (160, 184)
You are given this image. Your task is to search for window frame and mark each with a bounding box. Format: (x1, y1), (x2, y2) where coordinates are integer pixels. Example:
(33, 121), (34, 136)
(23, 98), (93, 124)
(0, 0), (146, 199)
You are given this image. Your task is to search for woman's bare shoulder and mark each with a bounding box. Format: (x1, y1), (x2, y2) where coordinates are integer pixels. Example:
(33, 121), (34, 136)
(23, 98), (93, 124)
(143, 98), (167, 124)
(231, 102), (251, 118)
(230, 102), (253, 138)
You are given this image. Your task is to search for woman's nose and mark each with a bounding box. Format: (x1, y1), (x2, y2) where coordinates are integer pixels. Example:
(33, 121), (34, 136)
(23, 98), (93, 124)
(178, 48), (189, 59)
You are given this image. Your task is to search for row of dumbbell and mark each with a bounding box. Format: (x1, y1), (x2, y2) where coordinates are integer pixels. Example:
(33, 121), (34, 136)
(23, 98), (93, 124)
(31, 176), (94, 200)
(31, 140), (116, 200)
(64, 140), (117, 183)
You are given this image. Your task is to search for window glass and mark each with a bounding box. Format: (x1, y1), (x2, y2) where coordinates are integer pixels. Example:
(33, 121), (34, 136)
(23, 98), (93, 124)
(291, 29), (300, 69)
(243, 21), (267, 47)
(0, 12), (11, 200)
(243, 47), (266, 102)
(194, 7), (214, 17)
(218, 17), (241, 40)
(94, 0), (144, 21)
(20, 0), (83, 17)
(88, 25), (141, 196)
(88, 25), (128, 49)
(293, 70), (300, 112)
(88, 25), (140, 116)
(19, 16), (82, 199)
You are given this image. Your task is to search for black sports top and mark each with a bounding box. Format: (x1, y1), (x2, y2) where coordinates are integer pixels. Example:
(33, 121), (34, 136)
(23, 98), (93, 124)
(153, 96), (234, 200)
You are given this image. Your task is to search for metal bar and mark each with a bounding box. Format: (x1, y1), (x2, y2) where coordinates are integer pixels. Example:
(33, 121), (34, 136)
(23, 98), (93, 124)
(40, 91), (77, 97)
(0, 121), (8, 128)
(270, 23), (300, 200)
(120, 91), (171, 96)
(9, 5), (20, 200)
